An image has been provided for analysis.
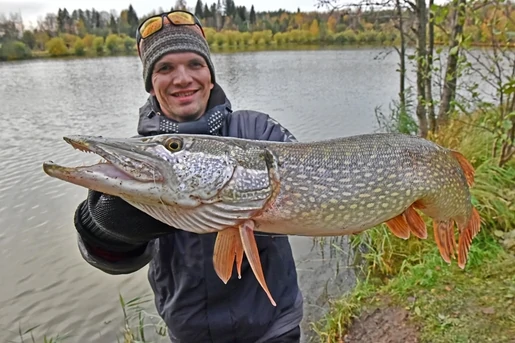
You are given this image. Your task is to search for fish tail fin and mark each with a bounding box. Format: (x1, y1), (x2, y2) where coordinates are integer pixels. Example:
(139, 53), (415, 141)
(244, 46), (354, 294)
(433, 219), (456, 264)
(451, 150), (475, 187)
(404, 203), (428, 239)
(385, 214), (410, 239)
(457, 207), (481, 269)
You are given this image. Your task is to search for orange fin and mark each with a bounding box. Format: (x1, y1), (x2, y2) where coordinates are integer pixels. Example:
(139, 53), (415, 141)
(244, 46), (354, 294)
(239, 220), (277, 306)
(404, 205), (428, 239)
(433, 219), (456, 264)
(235, 238), (244, 279)
(213, 227), (239, 284)
(458, 207), (481, 269)
(385, 214), (410, 239)
(451, 151), (475, 186)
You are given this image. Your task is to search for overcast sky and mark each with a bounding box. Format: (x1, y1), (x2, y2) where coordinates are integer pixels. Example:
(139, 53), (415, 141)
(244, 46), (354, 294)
(0, 0), (329, 28)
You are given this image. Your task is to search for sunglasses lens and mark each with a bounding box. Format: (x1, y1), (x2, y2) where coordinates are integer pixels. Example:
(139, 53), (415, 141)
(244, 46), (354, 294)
(139, 17), (163, 39)
(167, 12), (196, 25)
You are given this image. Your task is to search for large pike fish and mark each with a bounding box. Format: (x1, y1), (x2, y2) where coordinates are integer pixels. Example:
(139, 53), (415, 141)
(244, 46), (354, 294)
(43, 133), (481, 306)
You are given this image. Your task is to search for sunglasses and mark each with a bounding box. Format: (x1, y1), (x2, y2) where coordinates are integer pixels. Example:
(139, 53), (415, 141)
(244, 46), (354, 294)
(136, 10), (205, 53)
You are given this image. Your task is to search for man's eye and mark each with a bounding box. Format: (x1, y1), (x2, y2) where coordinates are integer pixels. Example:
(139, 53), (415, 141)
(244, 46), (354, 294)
(190, 61), (203, 68)
(159, 65), (171, 72)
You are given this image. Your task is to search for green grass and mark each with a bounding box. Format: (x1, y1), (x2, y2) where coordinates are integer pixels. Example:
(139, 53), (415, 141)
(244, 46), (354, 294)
(313, 229), (515, 342)
(313, 116), (515, 343)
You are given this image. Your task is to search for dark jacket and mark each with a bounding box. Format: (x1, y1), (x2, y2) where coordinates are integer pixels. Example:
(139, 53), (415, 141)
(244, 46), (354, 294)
(75, 84), (303, 343)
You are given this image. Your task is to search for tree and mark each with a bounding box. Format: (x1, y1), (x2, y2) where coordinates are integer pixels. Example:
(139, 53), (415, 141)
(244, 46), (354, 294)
(21, 30), (36, 49)
(250, 5), (256, 26)
(237, 6), (247, 22)
(46, 37), (68, 56)
(195, 0), (204, 18)
(309, 19), (320, 39)
(203, 4), (211, 18)
(327, 15), (337, 33)
(438, 0), (467, 127)
(109, 14), (118, 34)
(224, 0), (236, 18)
(414, 0), (429, 137)
(127, 5), (139, 36)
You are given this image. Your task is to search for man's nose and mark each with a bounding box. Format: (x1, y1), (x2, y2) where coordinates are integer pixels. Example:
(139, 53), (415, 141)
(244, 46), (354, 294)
(173, 66), (193, 85)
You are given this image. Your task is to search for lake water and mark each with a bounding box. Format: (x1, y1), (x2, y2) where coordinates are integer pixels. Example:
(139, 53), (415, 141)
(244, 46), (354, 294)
(0, 47), (413, 342)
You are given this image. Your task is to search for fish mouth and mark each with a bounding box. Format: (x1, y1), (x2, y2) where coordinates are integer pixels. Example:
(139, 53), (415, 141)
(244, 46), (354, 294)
(43, 135), (164, 183)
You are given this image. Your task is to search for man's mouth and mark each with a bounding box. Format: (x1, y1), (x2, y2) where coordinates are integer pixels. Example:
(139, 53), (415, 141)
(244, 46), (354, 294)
(172, 90), (198, 98)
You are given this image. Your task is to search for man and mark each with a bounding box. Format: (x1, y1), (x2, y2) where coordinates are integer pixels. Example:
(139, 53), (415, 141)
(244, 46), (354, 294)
(73, 10), (303, 343)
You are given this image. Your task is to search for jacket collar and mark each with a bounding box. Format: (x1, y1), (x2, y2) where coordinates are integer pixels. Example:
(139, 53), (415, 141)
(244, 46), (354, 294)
(137, 83), (232, 136)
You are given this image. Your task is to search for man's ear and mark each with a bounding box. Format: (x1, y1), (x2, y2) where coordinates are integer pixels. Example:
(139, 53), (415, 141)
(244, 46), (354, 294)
(150, 88), (155, 96)
(210, 82), (214, 90)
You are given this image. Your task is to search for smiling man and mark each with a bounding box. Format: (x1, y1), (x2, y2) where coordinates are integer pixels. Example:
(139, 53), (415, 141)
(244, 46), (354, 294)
(72, 10), (303, 343)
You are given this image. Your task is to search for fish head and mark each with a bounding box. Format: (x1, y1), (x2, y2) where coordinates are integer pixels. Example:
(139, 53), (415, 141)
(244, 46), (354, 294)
(42, 134), (243, 207)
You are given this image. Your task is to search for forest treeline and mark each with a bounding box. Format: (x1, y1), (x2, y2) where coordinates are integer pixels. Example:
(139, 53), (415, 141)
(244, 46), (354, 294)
(0, 0), (514, 60)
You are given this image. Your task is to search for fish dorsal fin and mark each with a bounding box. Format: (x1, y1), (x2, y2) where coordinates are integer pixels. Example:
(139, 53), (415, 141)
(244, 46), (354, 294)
(122, 198), (265, 234)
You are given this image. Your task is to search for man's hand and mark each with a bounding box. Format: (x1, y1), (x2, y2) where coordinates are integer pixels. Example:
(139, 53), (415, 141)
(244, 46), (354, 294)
(75, 190), (173, 252)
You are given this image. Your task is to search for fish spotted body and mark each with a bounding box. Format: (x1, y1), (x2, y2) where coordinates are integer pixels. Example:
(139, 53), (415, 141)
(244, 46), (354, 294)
(43, 133), (481, 306)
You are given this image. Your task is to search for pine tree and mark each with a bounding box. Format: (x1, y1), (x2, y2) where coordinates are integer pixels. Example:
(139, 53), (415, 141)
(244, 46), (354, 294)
(203, 4), (211, 18)
(195, 0), (204, 18)
(110, 14), (118, 34)
(249, 5), (256, 25)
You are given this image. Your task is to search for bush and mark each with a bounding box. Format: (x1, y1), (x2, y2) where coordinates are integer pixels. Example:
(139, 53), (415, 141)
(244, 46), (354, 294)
(45, 37), (68, 57)
(0, 40), (32, 60)
(105, 34), (122, 54)
(92, 36), (104, 54)
(124, 36), (136, 53)
(74, 39), (86, 56)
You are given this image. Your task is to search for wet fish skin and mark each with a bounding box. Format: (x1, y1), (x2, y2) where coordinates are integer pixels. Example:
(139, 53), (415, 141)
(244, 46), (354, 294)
(42, 133), (481, 306)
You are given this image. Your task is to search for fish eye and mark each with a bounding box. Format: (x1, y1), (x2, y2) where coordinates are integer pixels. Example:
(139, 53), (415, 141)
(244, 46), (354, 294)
(166, 138), (183, 152)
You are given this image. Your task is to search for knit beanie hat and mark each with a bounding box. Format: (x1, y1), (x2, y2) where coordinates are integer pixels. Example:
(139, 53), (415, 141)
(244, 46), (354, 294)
(139, 23), (215, 93)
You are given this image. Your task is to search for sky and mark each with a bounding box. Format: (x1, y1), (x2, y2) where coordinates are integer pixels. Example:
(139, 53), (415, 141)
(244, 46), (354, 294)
(0, 0), (328, 29)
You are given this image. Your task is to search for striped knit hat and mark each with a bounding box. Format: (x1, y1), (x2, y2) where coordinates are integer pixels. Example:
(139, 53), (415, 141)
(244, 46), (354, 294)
(139, 23), (215, 93)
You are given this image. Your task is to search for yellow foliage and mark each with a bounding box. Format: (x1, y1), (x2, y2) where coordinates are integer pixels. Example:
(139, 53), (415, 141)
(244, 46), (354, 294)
(363, 23), (374, 31)
(327, 15), (337, 34)
(309, 19), (320, 39)
(294, 13), (304, 28)
(82, 34), (95, 48)
(45, 37), (68, 57)
(251, 30), (273, 45)
(105, 34), (123, 53)
(204, 27), (217, 45)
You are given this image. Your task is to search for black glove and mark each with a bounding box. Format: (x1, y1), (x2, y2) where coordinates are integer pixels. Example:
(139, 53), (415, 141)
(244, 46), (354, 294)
(74, 190), (173, 253)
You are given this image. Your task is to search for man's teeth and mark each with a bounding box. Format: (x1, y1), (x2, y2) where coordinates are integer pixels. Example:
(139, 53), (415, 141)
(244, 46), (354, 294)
(174, 91), (195, 97)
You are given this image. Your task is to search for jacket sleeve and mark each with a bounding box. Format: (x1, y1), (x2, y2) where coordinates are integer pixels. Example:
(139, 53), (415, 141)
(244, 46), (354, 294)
(75, 190), (170, 275)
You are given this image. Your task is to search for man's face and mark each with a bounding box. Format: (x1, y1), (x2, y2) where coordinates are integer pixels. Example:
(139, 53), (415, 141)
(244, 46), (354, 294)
(150, 52), (214, 122)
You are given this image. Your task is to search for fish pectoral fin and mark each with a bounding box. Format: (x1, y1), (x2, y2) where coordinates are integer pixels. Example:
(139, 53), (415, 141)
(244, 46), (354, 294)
(404, 204), (428, 239)
(433, 219), (456, 264)
(457, 207), (481, 269)
(239, 220), (277, 307)
(385, 214), (411, 239)
(235, 237), (244, 279)
(213, 227), (240, 284)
